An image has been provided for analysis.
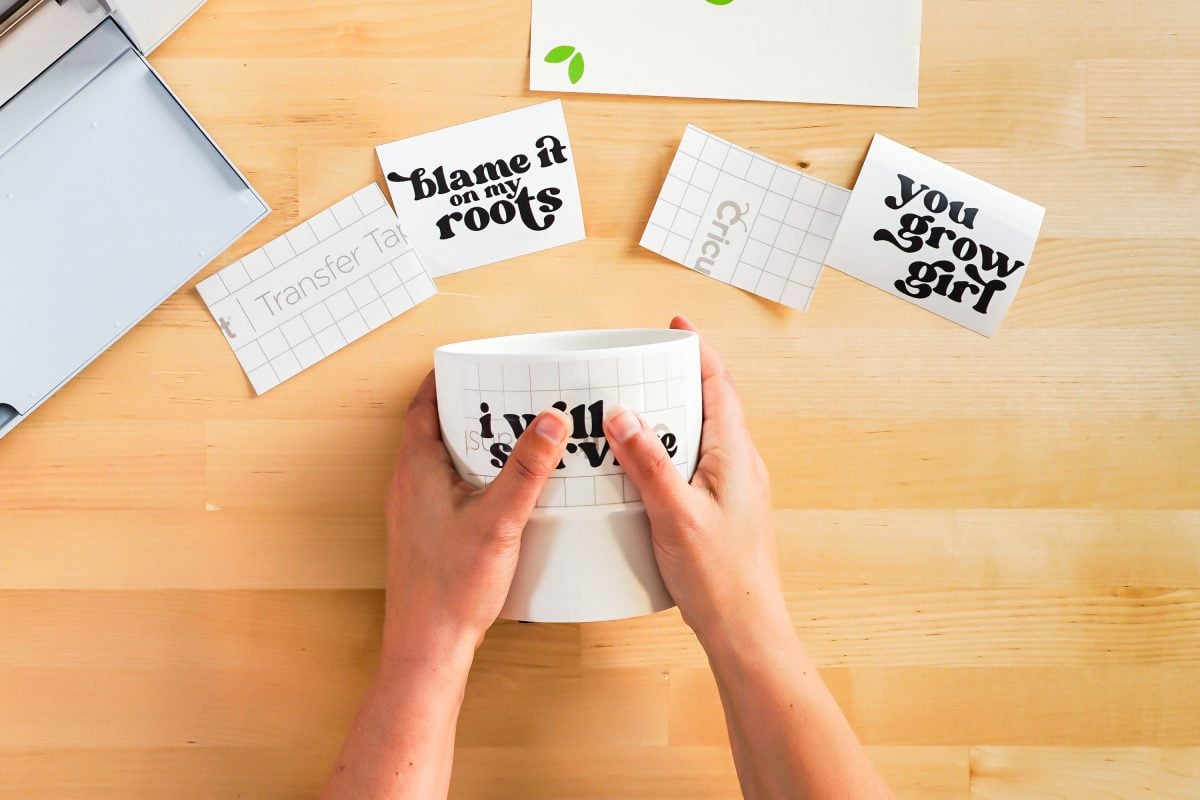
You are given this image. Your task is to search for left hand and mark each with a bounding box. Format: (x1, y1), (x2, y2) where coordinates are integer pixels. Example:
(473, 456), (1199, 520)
(382, 371), (571, 662)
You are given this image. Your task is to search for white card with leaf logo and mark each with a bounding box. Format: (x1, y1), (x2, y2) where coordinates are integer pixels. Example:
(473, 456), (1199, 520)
(530, 0), (923, 108)
(641, 125), (851, 311)
(376, 100), (585, 277)
(196, 184), (437, 394)
(826, 134), (1046, 337)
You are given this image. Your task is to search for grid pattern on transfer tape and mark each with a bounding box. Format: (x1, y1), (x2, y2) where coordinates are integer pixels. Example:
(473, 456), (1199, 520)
(640, 125), (852, 311)
(196, 184), (438, 394)
(460, 354), (691, 508)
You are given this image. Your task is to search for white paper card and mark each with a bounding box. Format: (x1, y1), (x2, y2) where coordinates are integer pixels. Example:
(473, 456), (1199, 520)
(376, 100), (585, 277)
(530, 0), (923, 108)
(826, 134), (1046, 337)
(196, 184), (438, 394)
(640, 125), (852, 311)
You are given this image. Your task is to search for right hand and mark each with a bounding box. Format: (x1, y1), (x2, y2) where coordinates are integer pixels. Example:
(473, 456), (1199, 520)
(602, 316), (789, 647)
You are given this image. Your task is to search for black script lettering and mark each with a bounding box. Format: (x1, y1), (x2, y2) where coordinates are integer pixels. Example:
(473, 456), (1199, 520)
(503, 412), (537, 438)
(964, 264), (1009, 313)
(977, 244), (1025, 279)
(575, 440), (613, 468)
(894, 260), (956, 299)
(478, 403), (493, 439)
(489, 441), (512, 469)
(884, 174), (927, 210)
(874, 213), (933, 253)
(535, 135), (569, 168)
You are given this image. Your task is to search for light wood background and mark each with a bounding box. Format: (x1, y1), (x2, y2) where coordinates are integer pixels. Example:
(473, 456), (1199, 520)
(3, 0), (1198, 797)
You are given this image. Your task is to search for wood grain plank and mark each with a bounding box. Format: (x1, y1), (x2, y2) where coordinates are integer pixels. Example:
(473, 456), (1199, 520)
(458, 667), (669, 747)
(772, 510), (1200, 591)
(0, 512), (386, 590)
(669, 666), (1200, 746)
(0, 746), (331, 800)
(970, 746), (1200, 799)
(758, 418), (1198, 509)
(0, 421), (205, 511)
(581, 588), (1200, 670)
(1087, 61), (1200, 148)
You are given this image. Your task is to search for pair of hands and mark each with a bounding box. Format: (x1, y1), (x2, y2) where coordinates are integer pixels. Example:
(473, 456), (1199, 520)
(383, 315), (786, 660)
(336, 316), (891, 800)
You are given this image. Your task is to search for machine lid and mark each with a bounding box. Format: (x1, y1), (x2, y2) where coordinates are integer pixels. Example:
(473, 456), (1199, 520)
(0, 19), (267, 434)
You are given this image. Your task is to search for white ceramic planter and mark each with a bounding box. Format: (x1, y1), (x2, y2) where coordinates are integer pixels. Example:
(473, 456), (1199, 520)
(434, 329), (702, 622)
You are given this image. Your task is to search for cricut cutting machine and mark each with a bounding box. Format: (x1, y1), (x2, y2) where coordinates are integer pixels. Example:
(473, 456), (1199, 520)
(0, 0), (269, 438)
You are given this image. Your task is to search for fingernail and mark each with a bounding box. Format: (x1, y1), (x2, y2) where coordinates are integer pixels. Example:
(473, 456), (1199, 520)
(604, 403), (641, 443)
(533, 409), (570, 444)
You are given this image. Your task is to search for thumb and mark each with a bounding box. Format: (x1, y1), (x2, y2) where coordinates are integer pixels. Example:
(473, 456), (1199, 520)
(481, 408), (570, 527)
(603, 403), (690, 514)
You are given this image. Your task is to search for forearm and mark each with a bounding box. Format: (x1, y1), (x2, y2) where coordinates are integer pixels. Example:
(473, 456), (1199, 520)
(323, 628), (475, 800)
(697, 605), (891, 800)
(710, 671), (770, 800)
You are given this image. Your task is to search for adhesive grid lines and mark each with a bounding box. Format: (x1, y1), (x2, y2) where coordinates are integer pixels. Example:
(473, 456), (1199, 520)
(640, 125), (852, 311)
(459, 355), (691, 508)
(197, 184), (438, 394)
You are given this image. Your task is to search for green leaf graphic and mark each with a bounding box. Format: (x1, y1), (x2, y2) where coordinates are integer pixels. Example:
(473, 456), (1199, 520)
(544, 45), (575, 63)
(568, 51), (585, 84)
(707, 0), (735, 4)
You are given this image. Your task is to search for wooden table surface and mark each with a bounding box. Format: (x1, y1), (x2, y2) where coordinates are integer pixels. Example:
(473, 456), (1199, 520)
(3, 1), (1199, 797)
